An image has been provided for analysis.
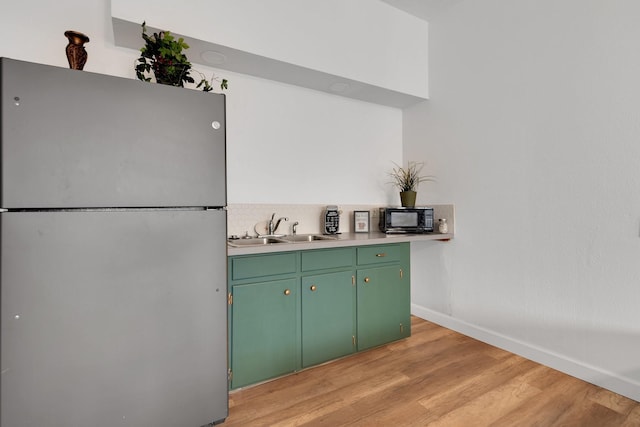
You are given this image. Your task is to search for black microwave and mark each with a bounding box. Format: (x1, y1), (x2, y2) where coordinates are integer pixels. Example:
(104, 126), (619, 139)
(379, 207), (434, 233)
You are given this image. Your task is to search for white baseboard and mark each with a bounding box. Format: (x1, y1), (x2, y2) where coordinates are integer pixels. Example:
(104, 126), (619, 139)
(411, 304), (640, 402)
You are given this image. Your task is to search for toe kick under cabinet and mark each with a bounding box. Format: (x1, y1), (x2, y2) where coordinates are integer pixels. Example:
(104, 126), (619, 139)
(227, 242), (410, 389)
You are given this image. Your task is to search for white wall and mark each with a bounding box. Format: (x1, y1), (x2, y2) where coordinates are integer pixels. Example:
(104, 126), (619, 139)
(0, 0), (403, 206)
(405, 0), (640, 400)
(112, 0), (428, 98)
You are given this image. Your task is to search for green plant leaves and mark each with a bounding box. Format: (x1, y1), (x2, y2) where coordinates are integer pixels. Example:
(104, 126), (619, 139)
(388, 161), (435, 192)
(135, 21), (227, 91)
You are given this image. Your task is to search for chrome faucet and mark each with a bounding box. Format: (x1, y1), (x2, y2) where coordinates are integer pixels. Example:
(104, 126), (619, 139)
(292, 221), (299, 235)
(267, 213), (289, 235)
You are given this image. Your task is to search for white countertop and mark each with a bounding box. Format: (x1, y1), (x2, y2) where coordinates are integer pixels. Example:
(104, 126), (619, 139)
(227, 231), (453, 256)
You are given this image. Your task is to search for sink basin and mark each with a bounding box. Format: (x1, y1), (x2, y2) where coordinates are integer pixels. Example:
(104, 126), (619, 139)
(227, 237), (287, 247)
(282, 234), (338, 243)
(228, 234), (338, 247)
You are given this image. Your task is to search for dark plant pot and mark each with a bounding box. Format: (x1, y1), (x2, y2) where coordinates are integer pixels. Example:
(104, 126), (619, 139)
(400, 191), (417, 207)
(152, 62), (189, 87)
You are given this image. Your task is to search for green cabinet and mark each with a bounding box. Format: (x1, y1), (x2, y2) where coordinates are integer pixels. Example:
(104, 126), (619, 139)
(356, 244), (411, 351)
(230, 278), (298, 389)
(228, 252), (299, 389)
(229, 252), (297, 281)
(228, 242), (409, 389)
(301, 270), (356, 368)
(356, 265), (410, 350)
(301, 248), (356, 368)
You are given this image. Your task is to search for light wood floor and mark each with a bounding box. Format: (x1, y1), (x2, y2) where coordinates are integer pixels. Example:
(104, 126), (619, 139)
(223, 316), (640, 426)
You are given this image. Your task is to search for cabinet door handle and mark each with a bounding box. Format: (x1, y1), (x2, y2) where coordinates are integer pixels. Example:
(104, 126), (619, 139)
(284, 289), (291, 296)
(364, 277), (370, 283)
(376, 253), (386, 257)
(310, 285), (317, 292)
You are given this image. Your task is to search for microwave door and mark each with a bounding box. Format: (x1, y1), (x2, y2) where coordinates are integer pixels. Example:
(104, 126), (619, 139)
(391, 212), (418, 227)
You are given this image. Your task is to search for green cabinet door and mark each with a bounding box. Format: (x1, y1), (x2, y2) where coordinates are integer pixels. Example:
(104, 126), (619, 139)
(230, 278), (298, 389)
(301, 270), (356, 368)
(356, 264), (410, 351)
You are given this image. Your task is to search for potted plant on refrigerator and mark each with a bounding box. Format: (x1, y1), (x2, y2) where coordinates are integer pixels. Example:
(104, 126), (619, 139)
(135, 22), (228, 92)
(389, 161), (435, 207)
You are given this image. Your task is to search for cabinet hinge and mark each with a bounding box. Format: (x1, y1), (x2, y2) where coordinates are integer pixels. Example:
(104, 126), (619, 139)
(399, 268), (403, 279)
(228, 292), (233, 305)
(352, 275), (355, 286)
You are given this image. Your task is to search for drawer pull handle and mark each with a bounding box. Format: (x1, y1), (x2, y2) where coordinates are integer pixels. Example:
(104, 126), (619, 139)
(376, 253), (386, 257)
(364, 277), (370, 283)
(310, 285), (317, 292)
(284, 289), (291, 296)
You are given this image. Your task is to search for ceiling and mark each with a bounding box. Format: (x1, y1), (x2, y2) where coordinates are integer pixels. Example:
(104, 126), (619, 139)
(381, 0), (459, 21)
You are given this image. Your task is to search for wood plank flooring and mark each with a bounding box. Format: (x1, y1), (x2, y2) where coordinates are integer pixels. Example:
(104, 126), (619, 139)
(223, 316), (640, 426)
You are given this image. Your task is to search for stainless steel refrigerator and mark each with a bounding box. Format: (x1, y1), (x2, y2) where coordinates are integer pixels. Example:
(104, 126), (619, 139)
(0, 58), (228, 426)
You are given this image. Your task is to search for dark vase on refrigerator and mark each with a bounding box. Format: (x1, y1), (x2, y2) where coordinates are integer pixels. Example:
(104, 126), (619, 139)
(0, 58), (228, 426)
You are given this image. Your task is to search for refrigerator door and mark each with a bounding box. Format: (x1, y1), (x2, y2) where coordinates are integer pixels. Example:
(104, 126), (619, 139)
(0, 209), (228, 427)
(0, 58), (226, 209)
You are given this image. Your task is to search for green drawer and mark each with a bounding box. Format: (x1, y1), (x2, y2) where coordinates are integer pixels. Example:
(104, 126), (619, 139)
(230, 252), (297, 281)
(356, 244), (404, 265)
(301, 247), (354, 272)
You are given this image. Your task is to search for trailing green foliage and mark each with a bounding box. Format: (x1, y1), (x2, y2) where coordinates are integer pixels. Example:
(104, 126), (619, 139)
(135, 22), (228, 92)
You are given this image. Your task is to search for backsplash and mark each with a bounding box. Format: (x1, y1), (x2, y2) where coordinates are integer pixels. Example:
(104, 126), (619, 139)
(227, 203), (455, 238)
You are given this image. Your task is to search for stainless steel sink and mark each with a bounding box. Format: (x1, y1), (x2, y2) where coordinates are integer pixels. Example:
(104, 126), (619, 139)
(281, 234), (338, 243)
(227, 237), (287, 247)
(228, 234), (339, 247)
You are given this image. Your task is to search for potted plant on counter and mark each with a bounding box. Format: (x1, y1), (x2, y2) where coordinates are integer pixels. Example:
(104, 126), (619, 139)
(135, 22), (228, 92)
(389, 161), (435, 207)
